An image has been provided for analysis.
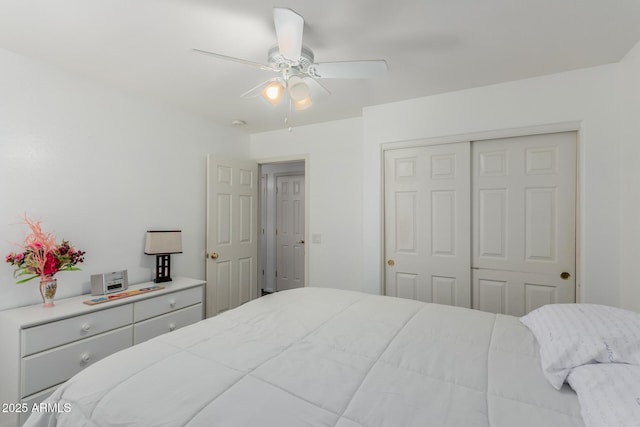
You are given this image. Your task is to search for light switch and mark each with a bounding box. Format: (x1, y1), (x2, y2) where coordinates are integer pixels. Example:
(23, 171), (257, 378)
(312, 233), (322, 244)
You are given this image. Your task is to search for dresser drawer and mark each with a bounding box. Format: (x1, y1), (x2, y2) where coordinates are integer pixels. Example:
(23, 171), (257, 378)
(21, 326), (133, 397)
(22, 304), (133, 356)
(133, 286), (202, 322)
(133, 304), (203, 345)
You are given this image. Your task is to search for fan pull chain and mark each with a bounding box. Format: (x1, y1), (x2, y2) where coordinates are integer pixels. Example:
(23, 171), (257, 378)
(285, 99), (293, 132)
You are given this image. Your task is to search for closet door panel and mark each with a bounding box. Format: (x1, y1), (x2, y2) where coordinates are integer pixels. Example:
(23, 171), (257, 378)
(472, 132), (576, 315)
(384, 142), (471, 308)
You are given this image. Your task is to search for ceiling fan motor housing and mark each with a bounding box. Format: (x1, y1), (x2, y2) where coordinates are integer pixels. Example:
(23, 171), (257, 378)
(268, 44), (315, 72)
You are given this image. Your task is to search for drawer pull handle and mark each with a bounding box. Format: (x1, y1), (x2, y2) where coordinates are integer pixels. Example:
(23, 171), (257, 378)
(81, 353), (92, 363)
(169, 323), (176, 331)
(81, 323), (91, 332)
(169, 300), (177, 308)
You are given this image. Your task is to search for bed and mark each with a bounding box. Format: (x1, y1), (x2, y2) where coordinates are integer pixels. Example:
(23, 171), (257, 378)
(23, 287), (639, 427)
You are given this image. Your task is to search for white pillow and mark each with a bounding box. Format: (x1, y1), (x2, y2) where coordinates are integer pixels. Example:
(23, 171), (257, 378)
(567, 363), (640, 427)
(520, 304), (640, 389)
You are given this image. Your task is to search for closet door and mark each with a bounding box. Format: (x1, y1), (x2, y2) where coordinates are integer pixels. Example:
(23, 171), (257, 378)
(384, 142), (471, 307)
(472, 132), (576, 316)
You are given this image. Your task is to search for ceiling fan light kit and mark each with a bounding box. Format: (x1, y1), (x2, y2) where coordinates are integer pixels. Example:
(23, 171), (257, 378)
(262, 81), (285, 106)
(293, 96), (312, 111)
(286, 76), (310, 101)
(194, 7), (387, 117)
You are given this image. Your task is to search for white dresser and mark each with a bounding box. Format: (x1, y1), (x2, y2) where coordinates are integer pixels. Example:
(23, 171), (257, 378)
(0, 277), (205, 427)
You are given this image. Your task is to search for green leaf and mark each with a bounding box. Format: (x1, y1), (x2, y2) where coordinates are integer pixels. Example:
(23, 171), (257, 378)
(16, 276), (38, 284)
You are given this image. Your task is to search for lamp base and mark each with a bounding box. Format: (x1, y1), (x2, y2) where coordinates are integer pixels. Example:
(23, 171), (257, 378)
(154, 254), (173, 283)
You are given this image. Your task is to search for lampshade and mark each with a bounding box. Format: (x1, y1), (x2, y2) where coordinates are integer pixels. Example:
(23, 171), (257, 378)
(144, 231), (183, 255)
(287, 76), (310, 101)
(261, 81), (285, 106)
(293, 95), (312, 111)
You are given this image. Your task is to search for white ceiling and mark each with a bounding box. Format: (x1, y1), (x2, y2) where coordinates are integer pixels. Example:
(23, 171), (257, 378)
(1, 0), (639, 133)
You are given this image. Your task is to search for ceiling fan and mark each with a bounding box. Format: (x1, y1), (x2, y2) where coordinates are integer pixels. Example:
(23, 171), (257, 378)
(193, 7), (388, 111)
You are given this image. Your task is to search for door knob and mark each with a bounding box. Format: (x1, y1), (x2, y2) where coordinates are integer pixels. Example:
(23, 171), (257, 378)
(387, 259), (395, 266)
(296, 240), (305, 244)
(560, 272), (571, 280)
(209, 252), (219, 260)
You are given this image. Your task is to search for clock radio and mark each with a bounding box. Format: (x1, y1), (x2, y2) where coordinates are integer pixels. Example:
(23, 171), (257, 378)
(91, 270), (128, 295)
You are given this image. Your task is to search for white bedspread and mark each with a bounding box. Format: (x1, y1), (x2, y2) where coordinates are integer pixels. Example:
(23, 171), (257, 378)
(25, 287), (584, 426)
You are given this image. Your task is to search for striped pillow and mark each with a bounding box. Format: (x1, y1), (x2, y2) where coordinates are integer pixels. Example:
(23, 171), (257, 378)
(520, 304), (640, 389)
(568, 363), (640, 427)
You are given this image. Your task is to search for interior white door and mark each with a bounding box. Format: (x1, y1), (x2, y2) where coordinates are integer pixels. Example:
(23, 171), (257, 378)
(259, 172), (268, 293)
(472, 132), (576, 316)
(275, 174), (305, 291)
(384, 142), (471, 307)
(206, 155), (258, 317)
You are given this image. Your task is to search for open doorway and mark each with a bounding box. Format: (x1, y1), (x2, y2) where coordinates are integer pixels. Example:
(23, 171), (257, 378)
(259, 161), (306, 295)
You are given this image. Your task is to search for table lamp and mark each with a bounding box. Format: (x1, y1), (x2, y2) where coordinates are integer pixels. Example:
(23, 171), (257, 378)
(144, 230), (182, 283)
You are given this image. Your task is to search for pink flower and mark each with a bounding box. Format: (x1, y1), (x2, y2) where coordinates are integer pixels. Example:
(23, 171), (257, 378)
(5, 216), (85, 284)
(42, 252), (59, 276)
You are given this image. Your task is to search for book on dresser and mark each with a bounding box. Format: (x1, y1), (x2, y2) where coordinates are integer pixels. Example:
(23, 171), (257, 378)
(0, 277), (205, 427)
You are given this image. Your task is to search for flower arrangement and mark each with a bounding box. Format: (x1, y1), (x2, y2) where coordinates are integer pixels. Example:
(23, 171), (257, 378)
(5, 216), (85, 284)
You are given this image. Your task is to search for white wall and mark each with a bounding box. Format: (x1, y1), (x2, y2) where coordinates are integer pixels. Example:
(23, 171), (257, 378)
(250, 118), (364, 292)
(249, 55), (640, 311)
(3, 40), (638, 312)
(0, 48), (249, 311)
(619, 41), (640, 312)
(362, 64), (624, 307)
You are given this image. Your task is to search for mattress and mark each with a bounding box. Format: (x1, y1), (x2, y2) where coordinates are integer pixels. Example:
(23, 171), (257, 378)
(24, 287), (584, 426)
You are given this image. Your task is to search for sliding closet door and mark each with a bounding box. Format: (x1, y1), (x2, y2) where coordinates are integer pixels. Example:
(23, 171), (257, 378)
(384, 142), (471, 307)
(472, 132), (576, 316)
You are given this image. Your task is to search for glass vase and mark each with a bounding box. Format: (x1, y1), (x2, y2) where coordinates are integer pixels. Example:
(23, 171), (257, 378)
(39, 276), (57, 307)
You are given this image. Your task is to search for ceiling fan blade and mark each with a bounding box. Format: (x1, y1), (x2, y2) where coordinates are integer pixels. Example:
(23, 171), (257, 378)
(240, 77), (286, 98)
(240, 78), (281, 98)
(192, 48), (277, 72)
(273, 7), (304, 62)
(311, 60), (388, 79)
(303, 77), (330, 97)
